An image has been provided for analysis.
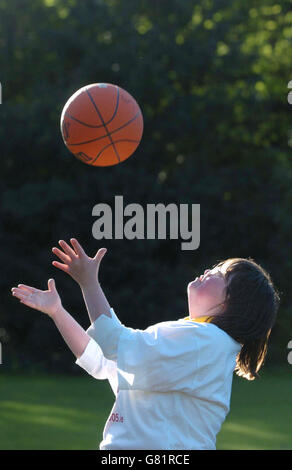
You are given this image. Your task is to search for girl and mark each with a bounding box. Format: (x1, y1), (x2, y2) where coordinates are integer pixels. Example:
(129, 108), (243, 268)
(11, 238), (280, 450)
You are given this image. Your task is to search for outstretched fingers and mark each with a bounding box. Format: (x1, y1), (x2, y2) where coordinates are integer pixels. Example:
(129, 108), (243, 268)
(16, 292), (36, 309)
(52, 247), (72, 264)
(52, 261), (70, 273)
(48, 278), (56, 291)
(94, 248), (107, 263)
(58, 240), (77, 259)
(12, 287), (33, 302)
(70, 238), (86, 257)
(16, 284), (38, 293)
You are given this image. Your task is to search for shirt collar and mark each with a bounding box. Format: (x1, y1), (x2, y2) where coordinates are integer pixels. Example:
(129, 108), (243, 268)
(183, 315), (213, 323)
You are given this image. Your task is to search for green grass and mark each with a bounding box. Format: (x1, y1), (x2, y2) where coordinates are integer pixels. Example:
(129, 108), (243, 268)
(0, 372), (113, 450)
(0, 366), (291, 449)
(217, 365), (292, 450)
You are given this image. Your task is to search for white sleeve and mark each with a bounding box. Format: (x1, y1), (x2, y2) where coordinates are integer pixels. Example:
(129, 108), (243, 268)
(75, 337), (118, 396)
(86, 308), (200, 394)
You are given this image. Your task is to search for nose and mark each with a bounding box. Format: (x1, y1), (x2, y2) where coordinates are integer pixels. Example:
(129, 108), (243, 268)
(199, 269), (210, 281)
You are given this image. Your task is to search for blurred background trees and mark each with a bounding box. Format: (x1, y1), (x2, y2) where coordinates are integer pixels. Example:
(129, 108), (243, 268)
(0, 0), (291, 372)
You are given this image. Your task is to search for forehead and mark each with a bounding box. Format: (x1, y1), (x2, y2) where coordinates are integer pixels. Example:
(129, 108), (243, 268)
(212, 260), (232, 274)
(209, 264), (228, 286)
(210, 265), (224, 274)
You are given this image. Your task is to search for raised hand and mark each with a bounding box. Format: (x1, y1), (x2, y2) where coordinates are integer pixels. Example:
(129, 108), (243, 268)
(52, 238), (107, 287)
(11, 279), (62, 318)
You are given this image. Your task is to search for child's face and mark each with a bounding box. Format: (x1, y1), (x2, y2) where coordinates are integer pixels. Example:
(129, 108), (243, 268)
(187, 264), (228, 319)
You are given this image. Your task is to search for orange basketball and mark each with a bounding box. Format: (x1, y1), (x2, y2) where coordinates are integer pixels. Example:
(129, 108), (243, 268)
(60, 83), (143, 167)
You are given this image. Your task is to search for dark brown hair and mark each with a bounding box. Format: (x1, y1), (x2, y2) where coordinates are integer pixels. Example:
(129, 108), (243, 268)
(207, 257), (280, 381)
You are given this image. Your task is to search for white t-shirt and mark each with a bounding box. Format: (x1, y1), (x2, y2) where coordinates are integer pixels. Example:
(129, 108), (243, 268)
(75, 308), (241, 450)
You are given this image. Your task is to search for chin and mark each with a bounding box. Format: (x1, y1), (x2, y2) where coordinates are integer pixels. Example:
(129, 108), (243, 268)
(189, 279), (198, 289)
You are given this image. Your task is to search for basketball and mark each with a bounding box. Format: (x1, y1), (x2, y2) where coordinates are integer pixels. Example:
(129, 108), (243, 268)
(60, 83), (143, 167)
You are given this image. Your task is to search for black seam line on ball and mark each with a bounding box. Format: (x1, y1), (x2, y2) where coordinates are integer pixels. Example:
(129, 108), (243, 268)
(67, 86), (120, 128)
(67, 111), (141, 146)
(86, 88), (120, 163)
(91, 139), (140, 165)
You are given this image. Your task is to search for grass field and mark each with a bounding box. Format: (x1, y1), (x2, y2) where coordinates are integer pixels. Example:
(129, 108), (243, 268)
(0, 365), (291, 450)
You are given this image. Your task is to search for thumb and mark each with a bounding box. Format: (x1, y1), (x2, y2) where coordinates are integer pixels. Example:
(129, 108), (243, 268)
(48, 278), (57, 292)
(94, 248), (107, 262)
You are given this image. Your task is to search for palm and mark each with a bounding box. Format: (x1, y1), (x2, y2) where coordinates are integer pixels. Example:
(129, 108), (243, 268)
(31, 290), (60, 314)
(12, 280), (62, 317)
